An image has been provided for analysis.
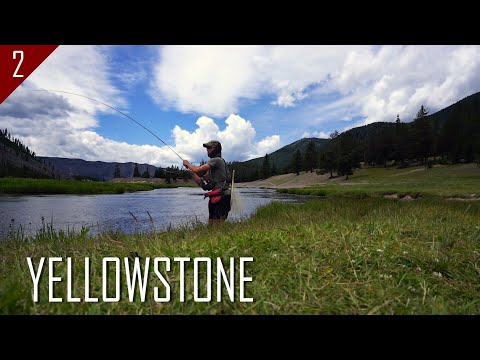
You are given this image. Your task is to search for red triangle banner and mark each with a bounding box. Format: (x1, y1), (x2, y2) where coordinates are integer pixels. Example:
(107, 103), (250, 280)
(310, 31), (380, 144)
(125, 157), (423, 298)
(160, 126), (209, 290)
(0, 45), (59, 105)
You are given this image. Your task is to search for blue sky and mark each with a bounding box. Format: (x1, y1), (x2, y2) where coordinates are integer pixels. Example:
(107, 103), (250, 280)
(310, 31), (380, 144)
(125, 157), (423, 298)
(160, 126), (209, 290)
(1, 45), (480, 167)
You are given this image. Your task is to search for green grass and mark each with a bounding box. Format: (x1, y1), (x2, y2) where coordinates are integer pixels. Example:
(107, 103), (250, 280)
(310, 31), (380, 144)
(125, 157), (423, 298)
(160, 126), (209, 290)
(279, 163), (480, 198)
(1, 197), (479, 314)
(0, 178), (179, 194)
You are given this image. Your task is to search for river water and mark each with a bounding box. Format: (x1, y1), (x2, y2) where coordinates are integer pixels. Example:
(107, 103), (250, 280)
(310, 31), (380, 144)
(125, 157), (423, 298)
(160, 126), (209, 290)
(0, 187), (310, 239)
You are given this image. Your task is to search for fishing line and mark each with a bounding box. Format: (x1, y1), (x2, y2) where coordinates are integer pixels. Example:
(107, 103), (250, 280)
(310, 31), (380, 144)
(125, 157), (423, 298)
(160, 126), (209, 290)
(33, 89), (185, 163)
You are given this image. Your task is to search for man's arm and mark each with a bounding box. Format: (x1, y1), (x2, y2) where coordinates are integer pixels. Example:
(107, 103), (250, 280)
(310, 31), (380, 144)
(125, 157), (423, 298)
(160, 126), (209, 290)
(183, 160), (211, 174)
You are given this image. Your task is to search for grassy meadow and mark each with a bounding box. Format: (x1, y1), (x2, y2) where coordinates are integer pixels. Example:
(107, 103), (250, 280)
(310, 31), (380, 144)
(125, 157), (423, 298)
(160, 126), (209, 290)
(279, 163), (480, 198)
(0, 178), (179, 194)
(0, 164), (479, 314)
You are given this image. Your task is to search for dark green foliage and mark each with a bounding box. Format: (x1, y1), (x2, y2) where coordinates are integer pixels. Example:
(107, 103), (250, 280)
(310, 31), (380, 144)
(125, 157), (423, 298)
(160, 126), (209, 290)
(416, 105), (429, 119)
(293, 149), (302, 175)
(319, 150), (336, 178)
(261, 154), (271, 179)
(330, 92), (480, 173)
(304, 140), (317, 172)
(154, 168), (165, 178)
(336, 133), (362, 179)
(231, 138), (329, 182)
(0, 130), (55, 179)
(271, 163), (278, 176)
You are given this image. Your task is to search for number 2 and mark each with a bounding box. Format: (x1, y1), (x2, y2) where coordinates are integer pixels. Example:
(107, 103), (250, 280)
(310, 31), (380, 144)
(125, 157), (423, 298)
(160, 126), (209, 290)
(13, 50), (24, 78)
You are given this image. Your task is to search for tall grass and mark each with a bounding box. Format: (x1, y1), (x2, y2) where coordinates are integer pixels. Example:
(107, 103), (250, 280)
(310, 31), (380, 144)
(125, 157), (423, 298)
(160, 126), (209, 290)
(1, 197), (479, 314)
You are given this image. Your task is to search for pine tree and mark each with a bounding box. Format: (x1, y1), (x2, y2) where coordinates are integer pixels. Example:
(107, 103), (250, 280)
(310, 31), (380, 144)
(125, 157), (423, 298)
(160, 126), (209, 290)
(413, 105), (434, 165)
(154, 167), (165, 178)
(416, 105), (429, 119)
(329, 130), (340, 139)
(293, 149), (302, 175)
(271, 163), (278, 176)
(304, 140), (317, 172)
(262, 154), (271, 179)
(319, 150), (336, 178)
(336, 133), (360, 179)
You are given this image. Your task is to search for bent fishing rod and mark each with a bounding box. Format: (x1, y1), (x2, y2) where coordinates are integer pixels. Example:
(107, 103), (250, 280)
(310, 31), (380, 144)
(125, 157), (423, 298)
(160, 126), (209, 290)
(34, 89), (187, 165)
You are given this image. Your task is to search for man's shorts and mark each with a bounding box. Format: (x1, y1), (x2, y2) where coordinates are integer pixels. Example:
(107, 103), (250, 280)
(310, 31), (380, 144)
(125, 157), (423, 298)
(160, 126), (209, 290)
(208, 195), (231, 220)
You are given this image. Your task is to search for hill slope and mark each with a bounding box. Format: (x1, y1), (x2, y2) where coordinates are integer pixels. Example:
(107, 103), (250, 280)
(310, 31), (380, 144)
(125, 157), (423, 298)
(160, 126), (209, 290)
(231, 138), (329, 181)
(0, 133), (58, 179)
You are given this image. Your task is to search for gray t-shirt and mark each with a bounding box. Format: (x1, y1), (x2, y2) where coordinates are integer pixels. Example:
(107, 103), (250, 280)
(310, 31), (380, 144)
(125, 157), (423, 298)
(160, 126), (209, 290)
(207, 157), (230, 191)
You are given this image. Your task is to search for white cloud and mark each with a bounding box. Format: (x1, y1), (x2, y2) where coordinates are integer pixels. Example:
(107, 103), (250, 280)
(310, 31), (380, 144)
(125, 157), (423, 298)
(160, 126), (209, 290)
(0, 46), (279, 167)
(3, 45), (480, 169)
(251, 135), (281, 158)
(150, 45), (480, 127)
(172, 114), (282, 163)
(330, 45), (480, 125)
(0, 45), (135, 161)
(301, 131), (330, 139)
(149, 46), (266, 116)
(149, 45), (366, 116)
(27, 45), (127, 115)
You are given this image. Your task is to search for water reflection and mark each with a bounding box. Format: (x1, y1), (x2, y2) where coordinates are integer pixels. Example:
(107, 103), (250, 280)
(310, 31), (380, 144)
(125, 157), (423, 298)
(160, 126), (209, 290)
(0, 187), (311, 238)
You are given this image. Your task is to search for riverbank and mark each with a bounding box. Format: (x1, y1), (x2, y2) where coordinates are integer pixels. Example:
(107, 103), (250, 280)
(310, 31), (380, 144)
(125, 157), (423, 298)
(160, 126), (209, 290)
(0, 178), (180, 195)
(110, 177), (197, 187)
(238, 164), (480, 200)
(236, 163), (480, 193)
(1, 196), (479, 314)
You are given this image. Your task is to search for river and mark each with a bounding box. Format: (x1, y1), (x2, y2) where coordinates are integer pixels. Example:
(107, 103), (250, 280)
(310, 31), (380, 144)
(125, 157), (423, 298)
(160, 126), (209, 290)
(0, 187), (310, 239)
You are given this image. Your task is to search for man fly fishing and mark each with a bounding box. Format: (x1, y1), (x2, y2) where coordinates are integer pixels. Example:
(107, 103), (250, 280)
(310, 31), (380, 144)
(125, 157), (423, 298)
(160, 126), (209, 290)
(183, 140), (232, 225)
(32, 91), (235, 225)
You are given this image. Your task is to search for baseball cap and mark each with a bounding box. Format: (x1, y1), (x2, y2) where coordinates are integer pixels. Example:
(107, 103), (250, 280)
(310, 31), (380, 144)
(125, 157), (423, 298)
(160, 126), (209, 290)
(203, 140), (221, 149)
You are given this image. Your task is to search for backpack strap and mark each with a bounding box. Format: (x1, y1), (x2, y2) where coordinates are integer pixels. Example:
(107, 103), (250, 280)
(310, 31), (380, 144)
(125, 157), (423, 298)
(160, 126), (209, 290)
(220, 157), (230, 191)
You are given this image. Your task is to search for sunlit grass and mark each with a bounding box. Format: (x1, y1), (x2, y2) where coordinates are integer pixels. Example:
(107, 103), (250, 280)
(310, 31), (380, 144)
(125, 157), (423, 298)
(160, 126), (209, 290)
(279, 163), (480, 198)
(1, 197), (479, 314)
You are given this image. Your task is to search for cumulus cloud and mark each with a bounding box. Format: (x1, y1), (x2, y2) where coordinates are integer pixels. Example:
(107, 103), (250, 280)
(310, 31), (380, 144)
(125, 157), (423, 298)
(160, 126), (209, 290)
(251, 135), (281, 158)
(324, 45), (480, 125)
(2, 86), (280, 167)
(0, 46), (282, 167)
(149, 46), (266, 116)
(150, 45), (480, 126)
(149, 45), (364, 116)
(0, 90), (74, 119)
(1, 111), (182, 165)
(2, 45), (128, 134)
(172, 114), (282, 163)
(0, 45), (132, 160)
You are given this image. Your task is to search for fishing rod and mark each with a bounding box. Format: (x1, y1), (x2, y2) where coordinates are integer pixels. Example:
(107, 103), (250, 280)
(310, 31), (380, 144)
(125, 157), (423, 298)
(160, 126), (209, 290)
(33, 89), (186, 164)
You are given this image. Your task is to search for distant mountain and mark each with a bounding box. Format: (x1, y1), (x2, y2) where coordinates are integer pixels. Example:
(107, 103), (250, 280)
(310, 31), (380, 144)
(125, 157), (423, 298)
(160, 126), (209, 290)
(424, 91), (480, 127)
(342, 91), (480, 141)
(242, 137), (329, 170)
(38, 157), (157, 181)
